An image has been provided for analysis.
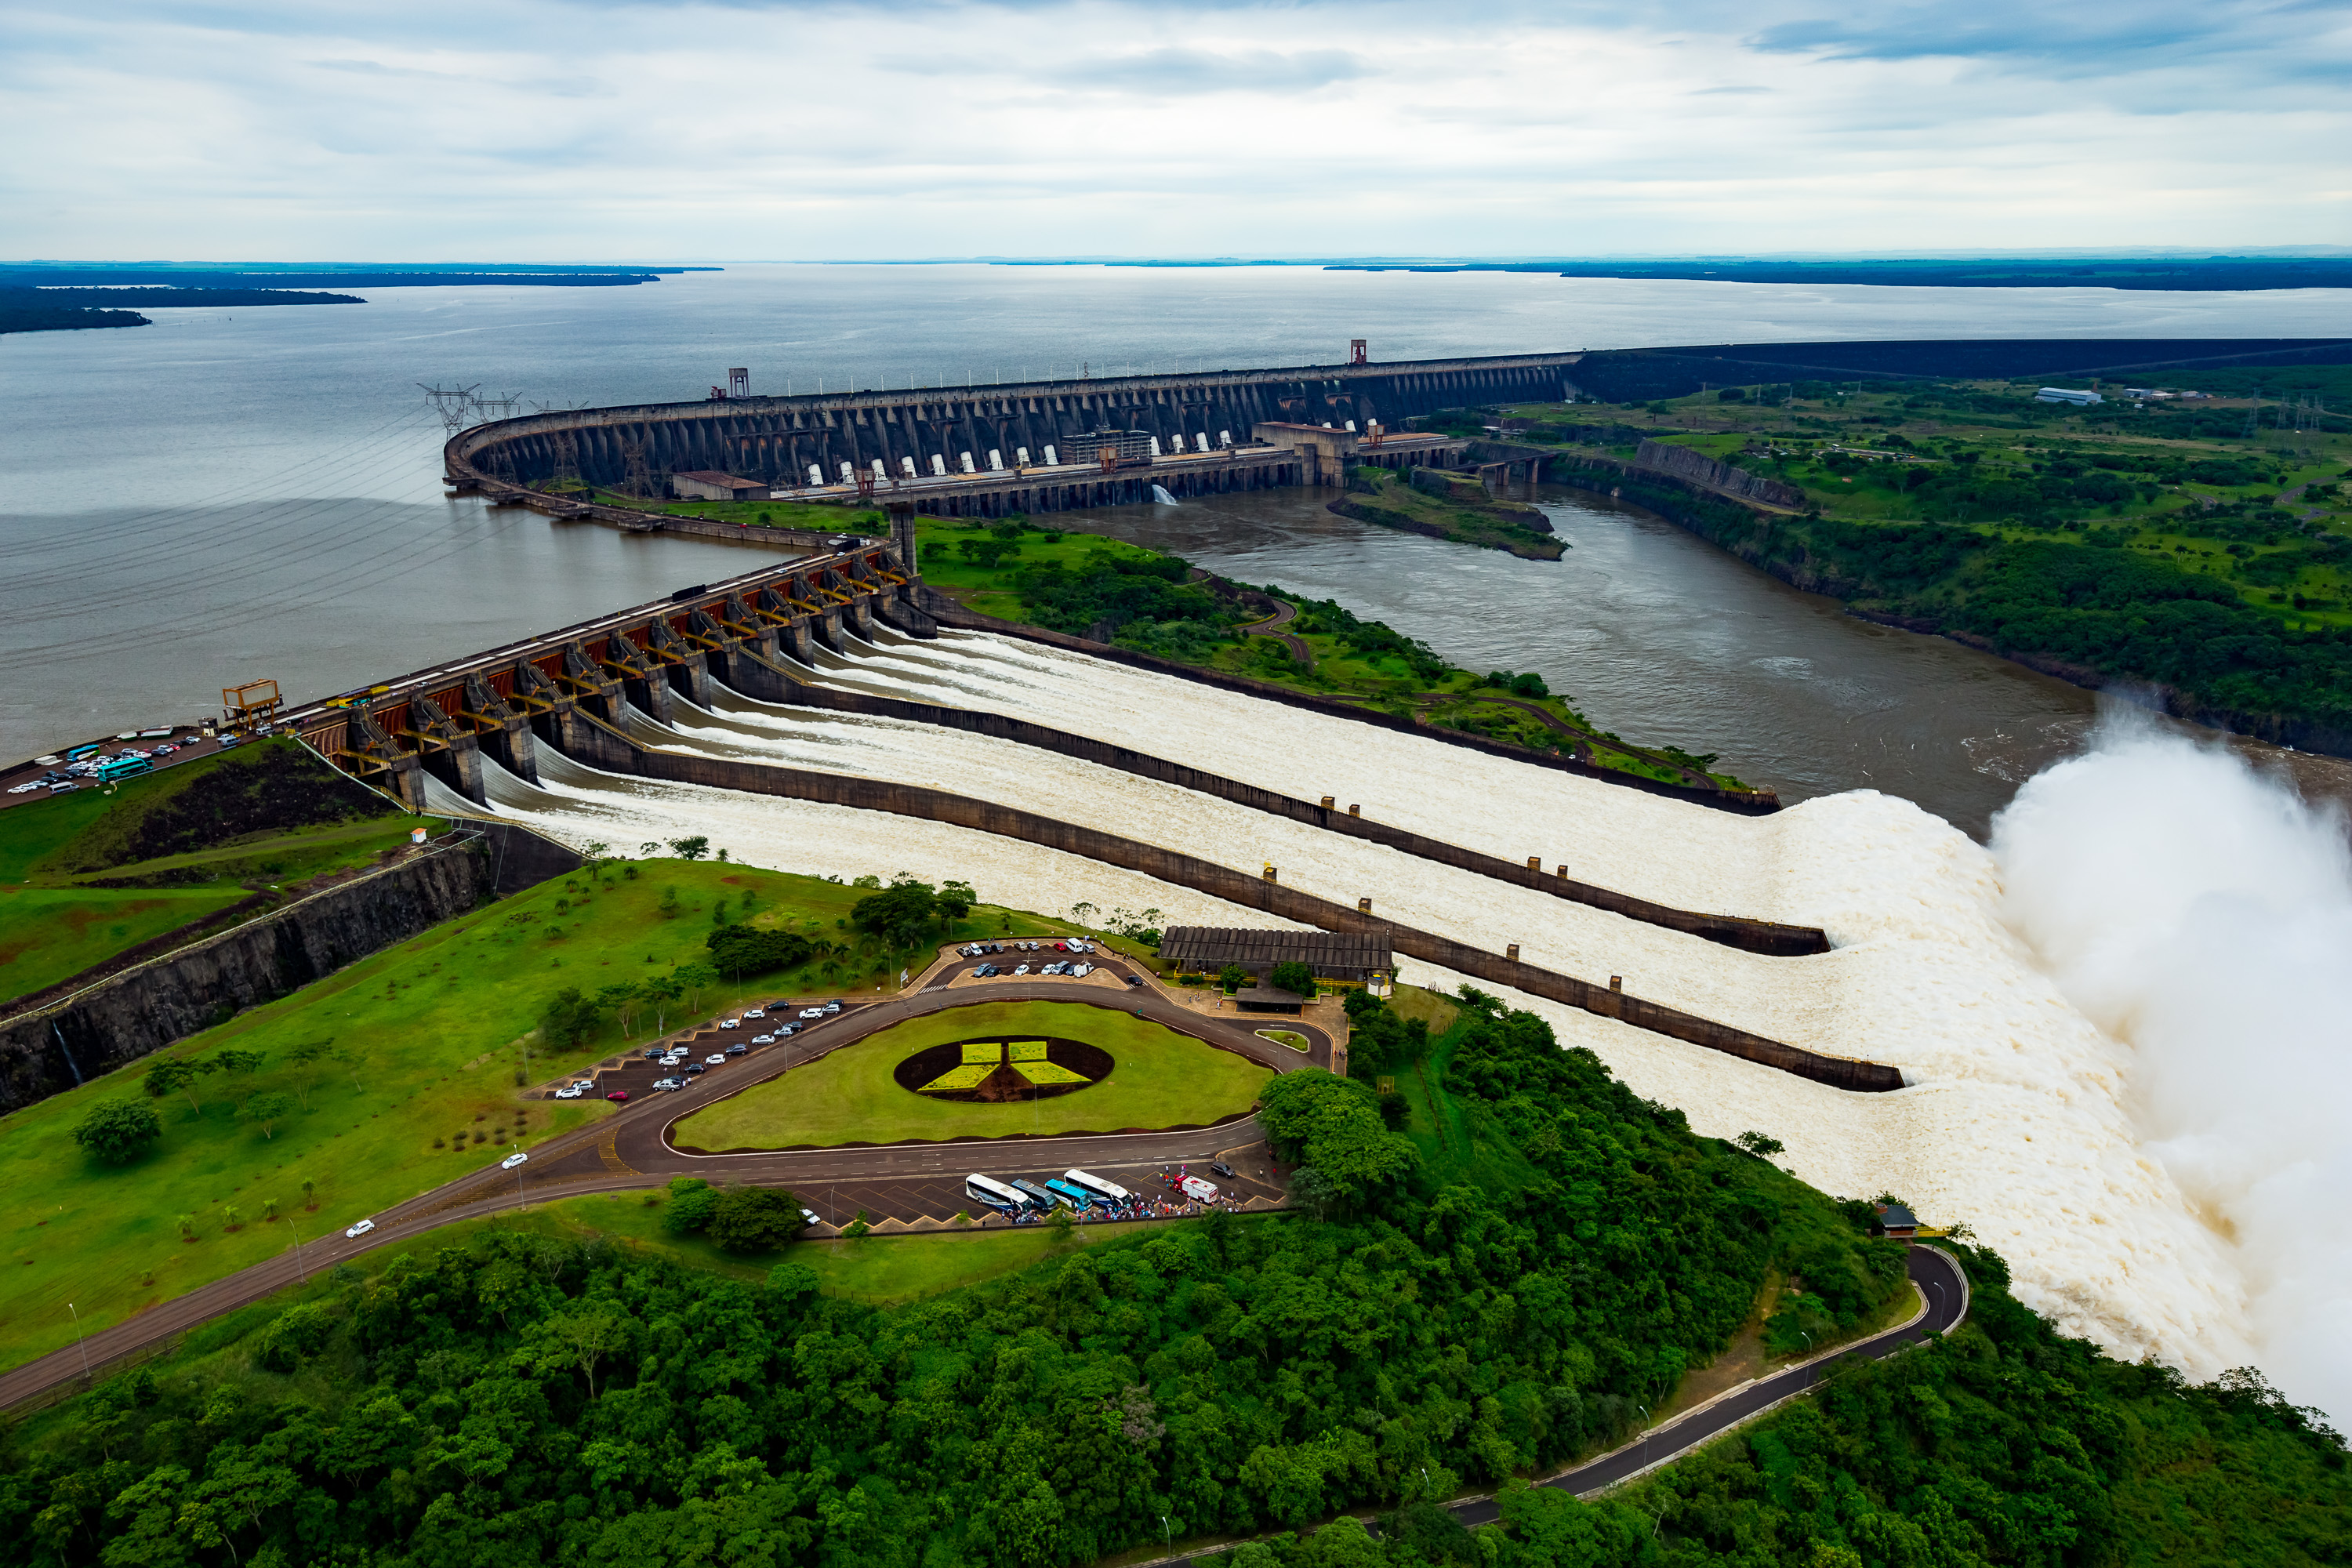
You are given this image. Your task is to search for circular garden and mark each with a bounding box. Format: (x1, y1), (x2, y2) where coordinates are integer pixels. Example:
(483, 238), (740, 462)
(670, 998), (1272, 1152)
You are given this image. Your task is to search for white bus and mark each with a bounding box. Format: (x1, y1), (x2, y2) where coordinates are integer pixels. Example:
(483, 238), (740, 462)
(964, 1174), (1025, 1214)
(1062, 1168), (1132, 1204)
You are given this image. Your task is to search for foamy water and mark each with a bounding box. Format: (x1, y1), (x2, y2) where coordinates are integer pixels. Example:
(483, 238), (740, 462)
(434, 629), (2265, 1389)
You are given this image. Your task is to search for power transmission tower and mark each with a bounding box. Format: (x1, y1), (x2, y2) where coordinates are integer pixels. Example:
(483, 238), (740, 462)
(620, 436), (655, 499)
(549, 430), (583, 491)
(419, 383), (483, 435)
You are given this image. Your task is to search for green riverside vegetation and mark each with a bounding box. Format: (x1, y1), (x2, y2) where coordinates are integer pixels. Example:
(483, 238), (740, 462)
(1470, 376), (2352, 745)
(8, 985), (2341, 1564)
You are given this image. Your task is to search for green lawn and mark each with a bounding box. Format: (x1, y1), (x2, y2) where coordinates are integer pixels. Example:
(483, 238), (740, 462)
(1255, 1029), (1310, 1052)
(0, 886), (252, 1003)
(0, 862), (953, 1374)
(674, 999), (1271, 1150)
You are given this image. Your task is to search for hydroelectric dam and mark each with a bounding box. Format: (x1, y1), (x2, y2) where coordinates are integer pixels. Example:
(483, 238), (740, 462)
(441, 350), (1579, 519)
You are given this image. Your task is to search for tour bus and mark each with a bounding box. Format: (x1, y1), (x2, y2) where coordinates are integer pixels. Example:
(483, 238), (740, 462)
(1062, 1168), (1132, 1205)
(93, 757), (151, 782)
(63, 744), (103, 763)
(1008, 1178), (1060, 1212)
(964, 1174), (1025, 1214)
(1042, 1178), (1095, 1210)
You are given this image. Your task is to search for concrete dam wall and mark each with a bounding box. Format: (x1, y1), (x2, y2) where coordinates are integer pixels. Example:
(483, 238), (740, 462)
(450, 353), (1579, 494)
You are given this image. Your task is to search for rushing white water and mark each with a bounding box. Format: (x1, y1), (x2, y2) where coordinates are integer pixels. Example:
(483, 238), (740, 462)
(1991, 713), (2352, 1417)
(434, 629), (2294, 1397)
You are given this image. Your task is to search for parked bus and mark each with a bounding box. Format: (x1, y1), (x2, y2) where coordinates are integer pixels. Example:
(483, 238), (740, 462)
(1062, 1168), (1131, 1204)
(63, 745), (103, 762)
(1042, 1179), (1094, 1210)
(1008, 1178), (1058, 1212)
(964, 1174), (1025, 1214)
(93, 757), (151, 782)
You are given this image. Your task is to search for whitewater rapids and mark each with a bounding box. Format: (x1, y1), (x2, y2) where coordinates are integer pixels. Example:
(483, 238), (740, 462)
(434, 626), (2267, 1386)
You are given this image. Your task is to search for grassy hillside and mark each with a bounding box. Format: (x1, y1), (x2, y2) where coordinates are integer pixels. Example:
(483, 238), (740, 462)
(0, 742), (423, 1007)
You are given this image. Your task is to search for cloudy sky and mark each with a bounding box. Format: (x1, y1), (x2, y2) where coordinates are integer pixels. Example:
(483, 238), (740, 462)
(6, 0), (2348, 260)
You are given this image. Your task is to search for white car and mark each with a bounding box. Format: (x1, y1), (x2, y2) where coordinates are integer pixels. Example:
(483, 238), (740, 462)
(744, 1008), (765, 1019)
(1073, 964), (1093, 978)
(719, 1018), (740, 1029)
(752, 1033), (776, 1044)
(799, 1007), (826, 1020)
(800, 1207), (822, 1226)
(704, 1053), (727, 1066)
(32, 756), (60, 766)
(6, 783), (38, 795)
(1013, 964), (1030, 976)
(554, 1085), (584, 1100)
(345, 1218), (376, 1239)
(501, 1151), (528, 1170)
(652, 1078), (683, 1091)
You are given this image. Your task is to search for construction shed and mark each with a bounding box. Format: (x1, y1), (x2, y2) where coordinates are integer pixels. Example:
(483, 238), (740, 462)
(1157, 927), (1391, 983)
(671, 470), (771, 502)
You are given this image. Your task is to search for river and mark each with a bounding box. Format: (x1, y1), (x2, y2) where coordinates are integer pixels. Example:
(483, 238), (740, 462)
(5, 262), (2349, 826)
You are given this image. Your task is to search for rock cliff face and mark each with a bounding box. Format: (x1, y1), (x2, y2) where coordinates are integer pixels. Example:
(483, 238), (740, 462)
(1634, 439), (1806, 509)
(0, 826), (577, 1113)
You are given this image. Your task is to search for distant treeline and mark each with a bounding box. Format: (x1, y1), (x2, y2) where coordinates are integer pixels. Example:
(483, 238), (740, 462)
(0, 265), (686, 290)
(1328, 257), (2352, 292)
(26, 288), (363, 307)
(0, 289), (147, 336)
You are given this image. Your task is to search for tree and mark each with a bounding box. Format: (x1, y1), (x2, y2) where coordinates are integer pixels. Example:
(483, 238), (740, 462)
(674, 962), (720, 1009)
(1258, 1070), (1417, 1212)
(241, 1093), (298, 1141)
(212, 1048), (266, 1109)
(705, 1186), (808, 1251)
(706, 924), (815, 977)
(851, 877), (941, 949)
(543, 1306), (627, 1399)
(539, 986), (600, 1049)
(1268, 961), (1316, 999)
(143, 1055), (216, 1112)
(662, 1177), (719, 1234)
(285, 1039), (332, 1110)
(641, 975), (684, 1031)
(668, 836), (711, 861)
(937, 880), (977, 923)
(72, 1098), (162, 1164)
(1218, 964), (1250, 995)
(1735, 1130), (1787, 1159)
(594, 982), (644, 1035)
(657, 885), (682, 918)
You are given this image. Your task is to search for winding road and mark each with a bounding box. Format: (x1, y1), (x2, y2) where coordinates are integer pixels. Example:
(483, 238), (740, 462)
(0, 953), (1318, 1414)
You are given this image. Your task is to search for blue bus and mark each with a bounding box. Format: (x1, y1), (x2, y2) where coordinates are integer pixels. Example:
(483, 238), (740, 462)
(1007, 1178), (1058, 1213)
(1043, 1179), (1094, 1210)
(93, 757), (151, 782)
(64, 744), (103, 762)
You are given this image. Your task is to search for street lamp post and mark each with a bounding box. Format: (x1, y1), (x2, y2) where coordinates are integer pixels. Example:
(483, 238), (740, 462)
(67, 1302), (92, 1382)
(286, 1216), (309, 1283)
(1638, 1404), (1650, 1472)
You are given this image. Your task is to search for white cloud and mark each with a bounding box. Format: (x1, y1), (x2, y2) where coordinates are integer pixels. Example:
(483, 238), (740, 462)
(0, 0), (2343, 257)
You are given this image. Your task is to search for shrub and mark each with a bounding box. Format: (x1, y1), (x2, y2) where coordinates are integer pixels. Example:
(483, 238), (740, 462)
(72, 1099), (163, 1165)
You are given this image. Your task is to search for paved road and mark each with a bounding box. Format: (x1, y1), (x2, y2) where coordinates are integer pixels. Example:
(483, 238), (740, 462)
(1142, 1247), (1971, 1566)
(0, 960), (1319, 1412)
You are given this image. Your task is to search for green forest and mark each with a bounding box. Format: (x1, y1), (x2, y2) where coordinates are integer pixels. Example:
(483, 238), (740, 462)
(6, 991), (2343, 1566)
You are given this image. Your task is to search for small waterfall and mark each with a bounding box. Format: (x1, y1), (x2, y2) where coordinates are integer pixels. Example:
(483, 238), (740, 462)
(1151, 485), (1178, 506)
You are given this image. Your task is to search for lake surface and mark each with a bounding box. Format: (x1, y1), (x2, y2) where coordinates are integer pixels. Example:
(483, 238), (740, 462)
(5, 263), (2348, 819)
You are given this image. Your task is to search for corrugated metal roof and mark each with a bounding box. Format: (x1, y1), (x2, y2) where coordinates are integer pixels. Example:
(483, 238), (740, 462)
(1158, 927), (1390, 971)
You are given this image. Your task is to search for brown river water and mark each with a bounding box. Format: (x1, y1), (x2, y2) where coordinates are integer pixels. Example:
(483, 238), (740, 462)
(1076, 485), (2352, 840)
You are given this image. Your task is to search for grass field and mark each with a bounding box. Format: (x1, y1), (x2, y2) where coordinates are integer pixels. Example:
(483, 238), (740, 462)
(0, 885), (254, 1002)
(674, 999), (1272, 1150)
(0, 742), (427, 1006)
(0, 860), (1034, 1374)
